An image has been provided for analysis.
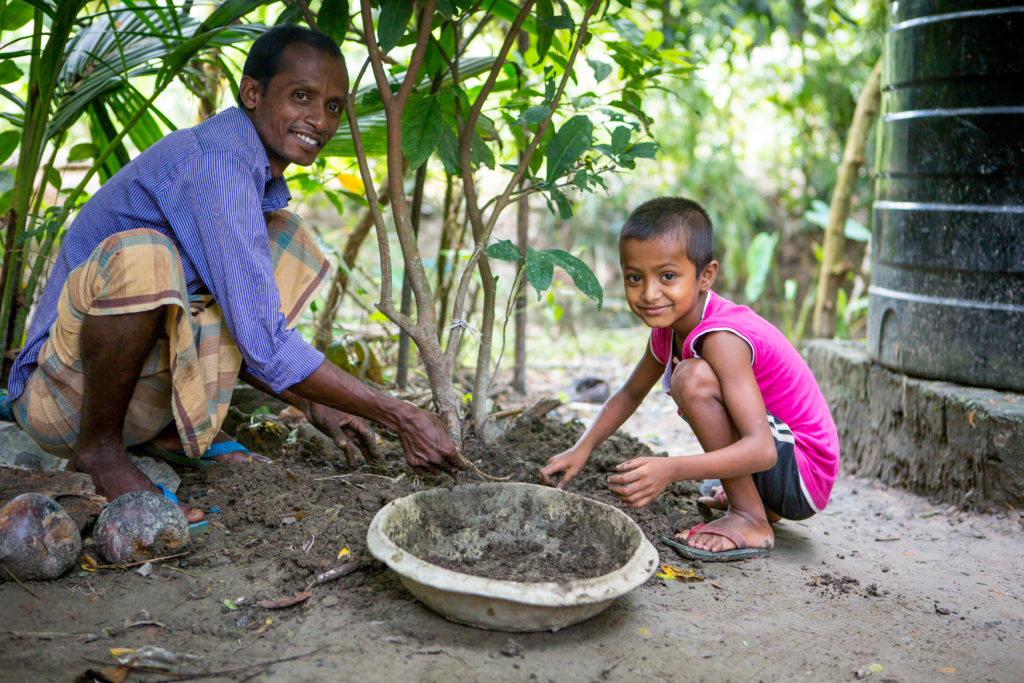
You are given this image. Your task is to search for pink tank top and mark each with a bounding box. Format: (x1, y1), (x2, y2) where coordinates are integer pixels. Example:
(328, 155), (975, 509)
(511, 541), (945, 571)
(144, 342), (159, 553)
(650, 291), (840, 511)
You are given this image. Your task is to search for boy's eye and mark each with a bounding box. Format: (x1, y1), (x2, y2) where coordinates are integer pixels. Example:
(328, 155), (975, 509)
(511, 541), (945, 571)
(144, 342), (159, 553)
(626, 274), (642, 283)
(662, 272), (676, 281)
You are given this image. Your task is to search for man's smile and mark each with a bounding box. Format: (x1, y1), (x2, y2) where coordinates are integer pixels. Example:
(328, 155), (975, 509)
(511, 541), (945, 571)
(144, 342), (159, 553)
(291, 130), (322, 148)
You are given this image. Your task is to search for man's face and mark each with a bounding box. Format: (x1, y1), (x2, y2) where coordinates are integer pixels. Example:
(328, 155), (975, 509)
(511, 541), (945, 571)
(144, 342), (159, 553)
(239, 42), (346, 177)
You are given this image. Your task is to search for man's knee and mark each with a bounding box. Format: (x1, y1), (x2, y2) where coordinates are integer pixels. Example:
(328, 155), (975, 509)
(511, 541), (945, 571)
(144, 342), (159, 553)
(670, 358), (721, 410)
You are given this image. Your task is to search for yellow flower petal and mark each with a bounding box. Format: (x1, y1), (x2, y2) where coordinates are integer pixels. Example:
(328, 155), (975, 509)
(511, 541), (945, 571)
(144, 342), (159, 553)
(336, 173), (365, 195)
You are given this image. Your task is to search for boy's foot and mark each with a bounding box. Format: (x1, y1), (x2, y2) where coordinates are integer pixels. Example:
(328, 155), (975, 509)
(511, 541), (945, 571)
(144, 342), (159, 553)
(675, 513), (774, 554)
(697, 482), (781, 523)
(68, 443), (204, 523)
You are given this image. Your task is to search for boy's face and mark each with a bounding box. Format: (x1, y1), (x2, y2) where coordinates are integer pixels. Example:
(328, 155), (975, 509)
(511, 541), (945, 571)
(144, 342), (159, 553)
(619, 235), (717, 333)
(240, 42), (346, 178)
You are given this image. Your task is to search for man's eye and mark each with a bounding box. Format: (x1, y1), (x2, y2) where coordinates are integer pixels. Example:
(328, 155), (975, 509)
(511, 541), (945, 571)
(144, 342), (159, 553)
(328, 103), (341, 113)
(294, 91), (308, 100)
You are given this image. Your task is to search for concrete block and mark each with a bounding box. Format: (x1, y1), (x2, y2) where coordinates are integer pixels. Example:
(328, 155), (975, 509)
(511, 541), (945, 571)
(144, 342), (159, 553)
(804, 340), (1024, 510)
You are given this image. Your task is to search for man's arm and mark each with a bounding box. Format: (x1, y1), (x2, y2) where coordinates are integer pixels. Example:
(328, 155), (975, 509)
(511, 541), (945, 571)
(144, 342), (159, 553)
(240, 368), (381, 468)
(288, 361), (460, 473)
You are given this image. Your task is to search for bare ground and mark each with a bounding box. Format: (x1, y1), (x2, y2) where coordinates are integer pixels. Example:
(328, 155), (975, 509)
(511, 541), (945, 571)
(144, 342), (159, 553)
(1, 370), (1022, 682)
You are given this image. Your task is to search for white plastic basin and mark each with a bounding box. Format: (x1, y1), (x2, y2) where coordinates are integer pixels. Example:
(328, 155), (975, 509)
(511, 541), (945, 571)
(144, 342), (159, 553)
(366, 482), (658, 632)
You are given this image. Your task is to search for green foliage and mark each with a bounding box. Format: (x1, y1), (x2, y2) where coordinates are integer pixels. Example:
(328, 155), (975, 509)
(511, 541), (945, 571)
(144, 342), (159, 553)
(487, 239), (603, 309)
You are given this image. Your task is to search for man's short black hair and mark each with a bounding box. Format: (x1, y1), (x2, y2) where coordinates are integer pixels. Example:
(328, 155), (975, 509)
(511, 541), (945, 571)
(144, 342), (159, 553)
(237, 24), (342, 107)
(620, 197), (715, 273)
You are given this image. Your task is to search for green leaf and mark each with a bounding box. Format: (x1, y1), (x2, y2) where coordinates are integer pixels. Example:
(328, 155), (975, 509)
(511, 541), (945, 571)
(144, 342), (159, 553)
(610, 18), (645, 45)
(535, 0), (553, 63)
(318, 0), (349, 45)
(0, 130), (19, 165)
(545, 115), (593, 182)
(401, 94), (444, 169)
(0, 1), (35, 32)
(377, 0), (413, 53)
(549, 188), (573, 219)
(437, 126), (460, 175)
(0, 170), (14, 195)
(588, 58), (612, 83)
(486, 239), (523, 263)
(524, 247), (554, 299)
(0, 59), (22, 86)
(626, 141), (658, 159)
(542, 15), (574, 30)
(67, 142), (98, 163)
(744, 232), (779, 304)
(470, 131), (495, 170)
(545, 248), (603, 308)
(523, 105), (551, 125)
(611, 126), (631, 154)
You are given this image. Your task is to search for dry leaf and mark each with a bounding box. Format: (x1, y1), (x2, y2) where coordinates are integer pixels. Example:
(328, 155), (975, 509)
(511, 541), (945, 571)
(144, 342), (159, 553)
(256, 590), (312, 609)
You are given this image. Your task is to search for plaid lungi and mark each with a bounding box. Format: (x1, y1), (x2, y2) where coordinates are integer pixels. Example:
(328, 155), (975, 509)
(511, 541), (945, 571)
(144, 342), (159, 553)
(13, 210), (329, 459)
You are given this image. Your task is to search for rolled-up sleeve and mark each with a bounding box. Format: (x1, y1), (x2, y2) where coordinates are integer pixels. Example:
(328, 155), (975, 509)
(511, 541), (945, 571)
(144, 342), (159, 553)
(159, 152), (323, 393)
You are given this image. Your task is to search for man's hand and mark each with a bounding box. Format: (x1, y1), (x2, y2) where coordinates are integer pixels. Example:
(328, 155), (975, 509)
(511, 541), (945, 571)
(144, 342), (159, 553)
(540, 448), (590, 489)
(606, 456), (677, 508)
(395, 406), (461, 474)
(304, 402), (381, 468)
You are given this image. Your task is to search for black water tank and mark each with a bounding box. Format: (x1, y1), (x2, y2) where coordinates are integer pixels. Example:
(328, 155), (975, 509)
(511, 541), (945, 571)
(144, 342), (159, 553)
(869, 1), (1024, 392)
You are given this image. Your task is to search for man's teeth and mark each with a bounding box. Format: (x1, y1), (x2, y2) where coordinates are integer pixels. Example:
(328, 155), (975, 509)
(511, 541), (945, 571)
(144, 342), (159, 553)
(294, 132), (318, 146)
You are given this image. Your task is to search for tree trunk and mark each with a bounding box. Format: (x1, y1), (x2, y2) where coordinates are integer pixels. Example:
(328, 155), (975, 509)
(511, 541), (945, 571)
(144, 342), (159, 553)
(396, 163), (428, 389)
(812, 59), (882, 338)
(312, 178), (392, 352)
(513, 188), (529, 395)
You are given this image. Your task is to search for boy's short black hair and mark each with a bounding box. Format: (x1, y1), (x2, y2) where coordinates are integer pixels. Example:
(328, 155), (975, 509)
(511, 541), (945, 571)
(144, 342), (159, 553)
(237, 24), (342, 107)
(620, 197), (714, 273)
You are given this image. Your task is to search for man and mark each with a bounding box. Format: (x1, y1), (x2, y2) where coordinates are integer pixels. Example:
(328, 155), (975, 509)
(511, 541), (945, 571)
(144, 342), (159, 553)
(7, 25), (460, 522)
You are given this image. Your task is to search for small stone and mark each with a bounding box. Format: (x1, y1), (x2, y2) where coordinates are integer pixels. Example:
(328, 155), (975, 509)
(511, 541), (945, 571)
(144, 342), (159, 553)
(0, 493), (81, 580)
(934, 604), (951, 615)
(321, 594), (339, 608)
(500, 638), (522, 657)
(699, 651), (715, 659)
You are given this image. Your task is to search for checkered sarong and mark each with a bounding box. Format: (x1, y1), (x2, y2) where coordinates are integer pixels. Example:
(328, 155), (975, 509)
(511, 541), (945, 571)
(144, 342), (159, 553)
(13, 210), (328, 459)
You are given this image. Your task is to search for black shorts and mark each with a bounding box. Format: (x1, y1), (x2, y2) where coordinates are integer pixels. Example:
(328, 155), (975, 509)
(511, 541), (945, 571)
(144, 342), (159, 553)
(751, 413), (816, 521)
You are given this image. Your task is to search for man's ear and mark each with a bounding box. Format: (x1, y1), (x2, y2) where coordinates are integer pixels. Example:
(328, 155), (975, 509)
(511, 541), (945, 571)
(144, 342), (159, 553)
(699, 260), (719, 291)
(238, 75), (261, 111)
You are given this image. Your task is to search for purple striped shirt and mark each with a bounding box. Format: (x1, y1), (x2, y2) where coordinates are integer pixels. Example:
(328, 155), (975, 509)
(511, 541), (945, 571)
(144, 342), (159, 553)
(8, 107), (325, 399)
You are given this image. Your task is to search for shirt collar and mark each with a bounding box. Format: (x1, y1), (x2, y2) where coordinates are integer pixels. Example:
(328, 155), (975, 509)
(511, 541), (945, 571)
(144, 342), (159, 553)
(220, 106), (292, 210)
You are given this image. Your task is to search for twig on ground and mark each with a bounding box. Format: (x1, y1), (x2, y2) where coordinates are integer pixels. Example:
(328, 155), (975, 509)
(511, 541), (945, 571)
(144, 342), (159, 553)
(2, 565), (41, 600)
(306, 561), (359, 590)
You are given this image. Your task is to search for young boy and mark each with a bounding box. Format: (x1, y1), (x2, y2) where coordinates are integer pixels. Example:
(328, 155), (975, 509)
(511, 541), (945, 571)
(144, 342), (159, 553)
(541, 197), (839, 561)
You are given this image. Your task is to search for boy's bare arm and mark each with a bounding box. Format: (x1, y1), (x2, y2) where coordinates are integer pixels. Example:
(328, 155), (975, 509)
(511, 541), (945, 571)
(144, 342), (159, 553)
(608, 331), (776, 507)
(541, 347), (663, 488)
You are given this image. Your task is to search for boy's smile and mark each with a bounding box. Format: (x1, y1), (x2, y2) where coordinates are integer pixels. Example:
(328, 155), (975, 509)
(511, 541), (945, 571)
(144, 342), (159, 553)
(620, 235), (717, 335)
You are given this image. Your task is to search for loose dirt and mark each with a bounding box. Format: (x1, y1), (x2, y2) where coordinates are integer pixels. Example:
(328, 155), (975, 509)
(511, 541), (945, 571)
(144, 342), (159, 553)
(1, 375), (1023, 681)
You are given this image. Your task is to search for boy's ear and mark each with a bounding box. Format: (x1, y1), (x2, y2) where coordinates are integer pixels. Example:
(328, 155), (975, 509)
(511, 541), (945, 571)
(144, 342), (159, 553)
(699, 260), (719, 291)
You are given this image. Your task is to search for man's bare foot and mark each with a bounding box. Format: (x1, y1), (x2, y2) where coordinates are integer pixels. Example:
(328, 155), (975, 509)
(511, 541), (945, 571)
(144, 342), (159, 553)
(151, 429), (270, 464)
(68, 443), (204, 523)
(676, 512), (774, 553)
(698, 484), (781, 523)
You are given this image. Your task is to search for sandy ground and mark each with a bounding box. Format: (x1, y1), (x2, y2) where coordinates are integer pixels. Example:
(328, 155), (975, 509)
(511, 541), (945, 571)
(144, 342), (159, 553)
(1, 365), (1023, 682)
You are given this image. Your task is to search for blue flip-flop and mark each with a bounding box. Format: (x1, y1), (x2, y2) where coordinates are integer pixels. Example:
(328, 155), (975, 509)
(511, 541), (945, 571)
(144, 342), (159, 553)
(135, 440), (254, 468)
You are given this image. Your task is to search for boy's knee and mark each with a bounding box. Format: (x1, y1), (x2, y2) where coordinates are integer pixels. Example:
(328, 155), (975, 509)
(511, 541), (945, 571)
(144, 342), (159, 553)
(670, 358), (721, 409)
